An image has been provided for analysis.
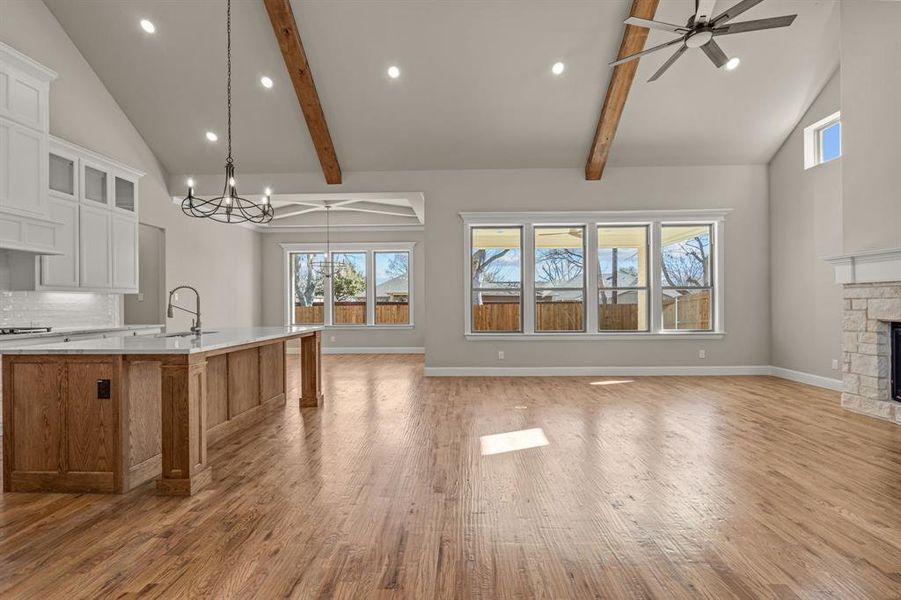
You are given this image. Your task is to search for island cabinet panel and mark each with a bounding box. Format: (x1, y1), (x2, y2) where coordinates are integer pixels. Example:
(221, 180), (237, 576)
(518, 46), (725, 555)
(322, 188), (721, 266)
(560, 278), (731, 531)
(66, 362), (116, 474)
(9, 362), (64, 473)
(228, 348), (260, 417)
(206, 354), (229, 429)
(259, 341), (285, 402)
(124, 360), (162, 491)
(3, 357), (120, 493)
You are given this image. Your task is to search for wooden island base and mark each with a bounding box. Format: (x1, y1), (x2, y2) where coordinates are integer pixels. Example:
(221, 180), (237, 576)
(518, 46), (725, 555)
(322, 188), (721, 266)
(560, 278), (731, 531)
(2, 330), (322, 496)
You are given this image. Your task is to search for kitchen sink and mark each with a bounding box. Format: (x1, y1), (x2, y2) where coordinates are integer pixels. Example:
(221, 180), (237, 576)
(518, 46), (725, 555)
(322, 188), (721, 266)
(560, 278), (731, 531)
(156, 331), (218, 338)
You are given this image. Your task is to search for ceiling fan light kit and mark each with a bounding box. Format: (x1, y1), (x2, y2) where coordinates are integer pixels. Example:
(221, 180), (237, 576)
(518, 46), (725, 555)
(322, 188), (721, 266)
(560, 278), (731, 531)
(612, 0), (797, 82)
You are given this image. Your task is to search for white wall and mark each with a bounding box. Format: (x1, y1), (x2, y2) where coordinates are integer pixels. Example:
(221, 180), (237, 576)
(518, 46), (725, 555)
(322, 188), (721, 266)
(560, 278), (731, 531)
(261, 230), (425, 351)
(768, 70), (843, 380)
(0, 1), (262, 331)
(840, 0), (901, 254)
(181, 166), (770, 369)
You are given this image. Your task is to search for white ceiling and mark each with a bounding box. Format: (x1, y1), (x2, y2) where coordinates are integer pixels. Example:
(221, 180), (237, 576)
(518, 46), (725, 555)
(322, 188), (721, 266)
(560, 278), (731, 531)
(43, 0), (839, 177)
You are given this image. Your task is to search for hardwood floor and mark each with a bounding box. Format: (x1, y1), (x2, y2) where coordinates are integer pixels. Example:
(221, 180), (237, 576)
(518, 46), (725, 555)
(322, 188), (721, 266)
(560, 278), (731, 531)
(1, 355), (900, 599)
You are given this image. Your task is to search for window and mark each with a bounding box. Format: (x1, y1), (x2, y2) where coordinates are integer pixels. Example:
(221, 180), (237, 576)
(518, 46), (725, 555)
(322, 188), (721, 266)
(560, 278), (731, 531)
(535, 227), (585, 332)
(375, 252), (410, 325)
(660, 225), (713, 331)
(462, 211), (726, 338)
(598, 226), (648, 332)
(292, 252), (325, 325)
(283, 243), (414, 328)
(333, 252), (367, 325)
(471, 227), (522, 332)
(818, 120), (841, 164)
(804, 111), (841, 169)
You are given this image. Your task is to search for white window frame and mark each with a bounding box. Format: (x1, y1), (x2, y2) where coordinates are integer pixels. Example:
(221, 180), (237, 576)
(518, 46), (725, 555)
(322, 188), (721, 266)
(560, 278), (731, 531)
(803, 111), (841, 169)
(281, 242), (415, 329)
(461, 210), (728, 340)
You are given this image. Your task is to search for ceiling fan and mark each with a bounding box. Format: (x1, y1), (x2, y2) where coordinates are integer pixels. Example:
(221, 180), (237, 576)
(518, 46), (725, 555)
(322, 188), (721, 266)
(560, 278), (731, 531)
(610, 0), (797, 82)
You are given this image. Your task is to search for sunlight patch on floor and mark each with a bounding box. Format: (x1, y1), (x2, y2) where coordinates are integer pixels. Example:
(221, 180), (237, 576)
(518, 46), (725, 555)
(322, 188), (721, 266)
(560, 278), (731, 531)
(590, 379), (635, 386)
(480, 428), (549, 456)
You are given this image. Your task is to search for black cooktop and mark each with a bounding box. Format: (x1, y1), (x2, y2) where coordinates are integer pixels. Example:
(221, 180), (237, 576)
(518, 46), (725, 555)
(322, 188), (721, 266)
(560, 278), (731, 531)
(0, 326), (53, 335)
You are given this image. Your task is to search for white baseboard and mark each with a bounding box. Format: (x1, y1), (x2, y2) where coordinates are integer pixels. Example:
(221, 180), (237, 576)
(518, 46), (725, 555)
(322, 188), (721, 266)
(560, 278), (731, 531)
(423, 365), (771, 377)
(768, 366), (843, 391)
(323, 346), (424, 355)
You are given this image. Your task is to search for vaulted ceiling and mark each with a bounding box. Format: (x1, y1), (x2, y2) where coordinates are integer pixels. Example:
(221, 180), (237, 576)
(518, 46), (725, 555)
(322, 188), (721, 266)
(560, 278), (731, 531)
(43, 0), (839, 177)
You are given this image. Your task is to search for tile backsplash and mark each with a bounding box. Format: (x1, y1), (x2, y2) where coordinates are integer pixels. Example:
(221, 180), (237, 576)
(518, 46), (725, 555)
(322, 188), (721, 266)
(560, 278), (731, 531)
(0, 291), (120, 328)
(0, 249), (120, 329)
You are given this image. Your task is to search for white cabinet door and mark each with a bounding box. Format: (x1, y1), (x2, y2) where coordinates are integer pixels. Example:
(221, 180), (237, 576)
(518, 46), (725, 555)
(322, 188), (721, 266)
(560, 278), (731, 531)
(79, 204), (112, 288)
(0, 119), (47, 217)
(111, 214), (138, 291)
(40, 197), (79, 288)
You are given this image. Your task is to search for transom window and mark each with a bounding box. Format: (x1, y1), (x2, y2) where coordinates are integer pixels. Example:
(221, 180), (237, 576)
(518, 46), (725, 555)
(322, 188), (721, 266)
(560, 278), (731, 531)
(804, 111), (841, 169)
(462, 211), (726, 338)
(283, 243), (415, 328)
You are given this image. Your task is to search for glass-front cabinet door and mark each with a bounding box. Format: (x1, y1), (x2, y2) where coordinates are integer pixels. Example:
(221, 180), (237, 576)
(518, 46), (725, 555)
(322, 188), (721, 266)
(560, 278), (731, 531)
(49, 152), (76, 199)
(82, 163), (108, 205)
(114, 175), (136, 212)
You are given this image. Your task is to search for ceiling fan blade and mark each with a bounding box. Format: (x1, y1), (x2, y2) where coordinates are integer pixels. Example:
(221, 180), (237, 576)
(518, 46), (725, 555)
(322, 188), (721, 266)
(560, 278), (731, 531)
(648, 45), (687, 82)
(711, 0), (765, 25)
(694, 0), (718, 25)
(624, 16), (689, 34)
(609, 37), (684, 67)
(713, 14), (797, 35)
(701, 39), (729, 68)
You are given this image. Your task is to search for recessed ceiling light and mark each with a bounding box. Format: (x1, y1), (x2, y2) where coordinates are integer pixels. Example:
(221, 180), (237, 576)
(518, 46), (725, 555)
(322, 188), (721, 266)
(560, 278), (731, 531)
(551, 62), (565, 75)
(260, 76), (273, 88)
(725, 57), (741, 71)
(205, 131), (218, 142)
(140, 19), (156, 34)
(387, 65), (401, 79)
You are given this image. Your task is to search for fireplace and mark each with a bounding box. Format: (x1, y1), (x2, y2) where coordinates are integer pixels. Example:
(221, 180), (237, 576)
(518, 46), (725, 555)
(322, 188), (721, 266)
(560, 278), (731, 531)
(893, 323), (901, 403)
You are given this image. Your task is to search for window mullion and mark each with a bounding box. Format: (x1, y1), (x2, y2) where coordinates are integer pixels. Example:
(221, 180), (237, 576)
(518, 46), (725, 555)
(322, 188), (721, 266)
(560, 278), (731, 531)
(522, 224), (535, 334)
(325, 252), (334, 326)
(586, 223), (599, 333)
(650, 222), (663, 334)
(366, 251), (375, 325)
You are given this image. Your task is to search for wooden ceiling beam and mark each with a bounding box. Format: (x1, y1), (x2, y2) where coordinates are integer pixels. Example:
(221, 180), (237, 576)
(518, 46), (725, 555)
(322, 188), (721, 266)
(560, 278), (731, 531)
(262, 0), (342, 184)
(584, 0), (660, 180)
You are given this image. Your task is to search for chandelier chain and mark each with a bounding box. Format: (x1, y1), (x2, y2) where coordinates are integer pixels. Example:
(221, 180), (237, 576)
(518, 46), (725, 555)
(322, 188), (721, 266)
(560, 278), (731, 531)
(226, 0), (233, 165)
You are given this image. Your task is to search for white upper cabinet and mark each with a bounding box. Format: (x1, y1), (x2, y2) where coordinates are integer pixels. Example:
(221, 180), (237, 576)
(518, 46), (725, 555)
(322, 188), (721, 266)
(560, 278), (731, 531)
(111, 214), (138, 290)
(40, 197), (79, 288)
(0, 42), (61, 255)
(79, 203), (112, 289)
(40, 136), (143, 293)
(0, 43), (53, 132)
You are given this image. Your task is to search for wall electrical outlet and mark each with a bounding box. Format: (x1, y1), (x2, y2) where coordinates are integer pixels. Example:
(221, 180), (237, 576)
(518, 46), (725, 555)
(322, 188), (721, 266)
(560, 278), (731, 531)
(498, 350), (505, 360)
(698, 349), (706, 359)
(137, 293), (144, 302)
(330, 336), (336, 342)
(832, 358), (839, 370)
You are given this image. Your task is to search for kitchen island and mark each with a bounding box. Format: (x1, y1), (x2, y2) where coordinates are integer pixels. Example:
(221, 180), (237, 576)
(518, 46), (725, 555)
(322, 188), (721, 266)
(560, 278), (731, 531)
(2, 327), (323, 496)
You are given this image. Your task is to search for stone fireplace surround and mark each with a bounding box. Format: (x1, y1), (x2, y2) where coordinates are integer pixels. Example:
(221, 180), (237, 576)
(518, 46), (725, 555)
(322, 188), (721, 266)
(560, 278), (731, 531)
(828, 248), (901, 423)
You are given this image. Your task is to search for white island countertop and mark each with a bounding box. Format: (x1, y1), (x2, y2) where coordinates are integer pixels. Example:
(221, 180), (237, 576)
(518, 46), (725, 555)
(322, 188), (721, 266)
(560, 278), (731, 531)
(0, 326), (323, 355)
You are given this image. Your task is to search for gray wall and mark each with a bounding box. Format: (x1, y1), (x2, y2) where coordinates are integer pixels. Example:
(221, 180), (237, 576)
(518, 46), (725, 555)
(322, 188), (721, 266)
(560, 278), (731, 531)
(185, 166), (770, 369)
(840, 0), (901, 254)
(768, 70), (843, 380)
(0, 1), (262, 331)
(261, 230), (425, 351)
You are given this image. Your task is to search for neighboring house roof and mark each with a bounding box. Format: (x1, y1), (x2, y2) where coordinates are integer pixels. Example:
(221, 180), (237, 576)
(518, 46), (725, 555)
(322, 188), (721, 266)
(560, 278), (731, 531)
(376, 274), (408, 297)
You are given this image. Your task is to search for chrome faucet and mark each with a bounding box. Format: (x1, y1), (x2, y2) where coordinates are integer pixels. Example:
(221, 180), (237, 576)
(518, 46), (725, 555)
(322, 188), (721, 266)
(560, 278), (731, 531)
(167, 285), (202, 335)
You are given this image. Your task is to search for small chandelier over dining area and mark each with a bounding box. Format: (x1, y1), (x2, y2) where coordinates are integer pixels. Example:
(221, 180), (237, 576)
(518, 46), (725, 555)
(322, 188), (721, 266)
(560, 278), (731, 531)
(311, 203), (348, 278)
(180, 0), (274, 225)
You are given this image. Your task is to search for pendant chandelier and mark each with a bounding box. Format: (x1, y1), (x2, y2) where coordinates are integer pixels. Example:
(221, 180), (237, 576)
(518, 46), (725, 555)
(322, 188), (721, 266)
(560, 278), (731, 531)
(181, 0), (274, 224)
(311, 203), (348, 278)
